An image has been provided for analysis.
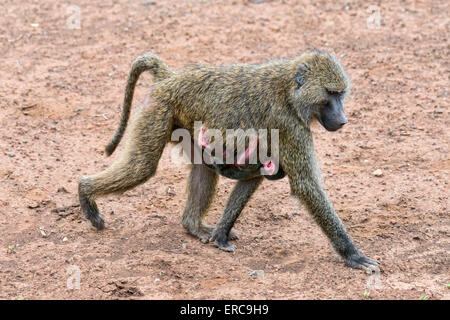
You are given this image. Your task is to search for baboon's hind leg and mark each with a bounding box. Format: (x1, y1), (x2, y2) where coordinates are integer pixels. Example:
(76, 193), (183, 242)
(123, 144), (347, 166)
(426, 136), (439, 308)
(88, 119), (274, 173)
(181, 164), (219, 242)
(79, 105), (173, 229)
(181, 164), (240, 242)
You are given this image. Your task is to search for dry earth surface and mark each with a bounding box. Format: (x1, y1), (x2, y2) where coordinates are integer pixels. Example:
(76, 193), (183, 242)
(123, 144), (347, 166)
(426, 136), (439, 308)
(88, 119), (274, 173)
(0, 0), (448, 299)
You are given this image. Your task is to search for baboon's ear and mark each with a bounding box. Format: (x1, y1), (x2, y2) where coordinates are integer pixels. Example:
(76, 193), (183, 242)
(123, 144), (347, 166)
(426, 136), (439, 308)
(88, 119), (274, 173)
(295, 64), (309, 87)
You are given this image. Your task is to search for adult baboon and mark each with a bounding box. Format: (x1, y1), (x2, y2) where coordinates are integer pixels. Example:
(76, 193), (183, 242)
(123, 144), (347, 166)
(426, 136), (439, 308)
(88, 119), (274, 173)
(79, 50), (379, 272)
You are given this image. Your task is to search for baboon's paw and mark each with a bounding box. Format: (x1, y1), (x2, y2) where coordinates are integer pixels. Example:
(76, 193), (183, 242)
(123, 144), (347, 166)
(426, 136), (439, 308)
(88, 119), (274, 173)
(79, 196), (105, 230)
(214, 239), (236, 252)
(209, 226), (239, 240)
(184, 224), (214, 243)
(195, 225), (238, 243)
(210, 229), (237, 252)
(184, 222), (238, 244)
(228, 228), (239, 240)
(345, 252), (380, 273)
(198, 224), (215, 243)
(90, 214), (105, 230)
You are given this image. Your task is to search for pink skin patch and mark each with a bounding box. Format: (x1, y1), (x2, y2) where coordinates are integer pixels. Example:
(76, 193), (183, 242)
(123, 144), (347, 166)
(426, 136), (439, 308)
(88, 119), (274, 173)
(263, 160), (276, 176)
(198, 125), (211, 149)
(235, 135), (259, 166)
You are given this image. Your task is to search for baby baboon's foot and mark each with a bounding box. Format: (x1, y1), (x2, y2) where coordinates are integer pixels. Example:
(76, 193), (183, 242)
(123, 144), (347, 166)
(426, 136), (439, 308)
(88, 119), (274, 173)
(210, 229), (236, 252)
(345, 252), (380, 273)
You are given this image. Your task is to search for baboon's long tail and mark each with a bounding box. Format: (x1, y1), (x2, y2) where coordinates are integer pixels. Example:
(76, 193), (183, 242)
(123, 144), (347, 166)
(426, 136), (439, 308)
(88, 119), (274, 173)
(105, 52), (173, 156)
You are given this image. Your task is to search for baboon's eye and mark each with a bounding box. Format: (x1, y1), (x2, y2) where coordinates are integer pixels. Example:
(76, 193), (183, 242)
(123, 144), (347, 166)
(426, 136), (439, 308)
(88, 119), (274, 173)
(295, 64), (309, 87)
(326, 89), (345, 96)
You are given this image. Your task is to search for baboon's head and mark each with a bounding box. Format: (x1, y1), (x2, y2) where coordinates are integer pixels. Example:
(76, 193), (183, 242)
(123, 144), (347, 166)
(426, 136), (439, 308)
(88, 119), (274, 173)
(289, 50), (351, 131)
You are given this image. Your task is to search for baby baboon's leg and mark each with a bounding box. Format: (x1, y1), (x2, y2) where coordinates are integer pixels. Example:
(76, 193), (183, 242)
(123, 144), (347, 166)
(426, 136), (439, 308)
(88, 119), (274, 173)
(211, 176), (263, 252)
(181, 164), (219, 242)
(79, 105), (173, 229)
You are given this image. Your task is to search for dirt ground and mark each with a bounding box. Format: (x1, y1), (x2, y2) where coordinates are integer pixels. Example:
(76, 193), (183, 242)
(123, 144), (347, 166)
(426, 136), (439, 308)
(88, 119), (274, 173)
(0, 0), (448, 300)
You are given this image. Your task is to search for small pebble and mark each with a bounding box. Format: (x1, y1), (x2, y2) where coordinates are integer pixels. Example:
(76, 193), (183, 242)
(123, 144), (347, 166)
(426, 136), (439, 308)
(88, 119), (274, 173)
(167, 187), (176, 196)
(142, 0), (156, 5)
(372, 169), (383, 177)
(57, 187), (69, 193)
(249, 270), (264, 279)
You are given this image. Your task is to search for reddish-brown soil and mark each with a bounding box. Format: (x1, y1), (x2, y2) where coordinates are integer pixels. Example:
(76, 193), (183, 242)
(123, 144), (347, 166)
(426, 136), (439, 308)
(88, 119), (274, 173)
(0, 0), (448, 300)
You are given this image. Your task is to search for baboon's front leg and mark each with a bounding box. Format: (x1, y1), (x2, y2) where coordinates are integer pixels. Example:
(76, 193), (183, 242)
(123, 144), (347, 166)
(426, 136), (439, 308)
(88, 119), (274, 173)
(280, 138), (379, 272)
(210, 176), (263, 252)
(296, 181), (379, 271)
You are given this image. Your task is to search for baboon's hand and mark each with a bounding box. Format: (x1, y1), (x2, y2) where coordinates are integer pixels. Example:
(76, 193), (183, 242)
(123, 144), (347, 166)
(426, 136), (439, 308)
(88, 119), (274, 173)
(210, 229), (237, 252)
(344, 252), (380, 273)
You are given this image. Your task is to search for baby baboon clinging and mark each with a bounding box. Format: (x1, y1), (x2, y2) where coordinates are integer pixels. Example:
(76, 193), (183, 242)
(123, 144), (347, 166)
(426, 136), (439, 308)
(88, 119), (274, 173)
(78, 50), (379, 272)
(197, 124), (283, 180)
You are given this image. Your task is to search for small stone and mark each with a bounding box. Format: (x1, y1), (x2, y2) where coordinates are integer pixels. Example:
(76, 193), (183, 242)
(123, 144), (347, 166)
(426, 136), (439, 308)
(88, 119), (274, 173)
(6, 153), (15, 158)
(62, 237), (68, 242)
(28, 203), (40, 209)
(372, 169), (383, 177)
(142, 0), (156, 5)
(249, 270), (264, 279)
(57, 187), (69, 193)
(167, 187), (176, 196)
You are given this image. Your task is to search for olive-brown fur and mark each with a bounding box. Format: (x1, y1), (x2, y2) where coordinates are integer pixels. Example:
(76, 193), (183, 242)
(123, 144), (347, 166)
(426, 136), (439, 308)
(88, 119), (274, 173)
(78, 50), (379, 272)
